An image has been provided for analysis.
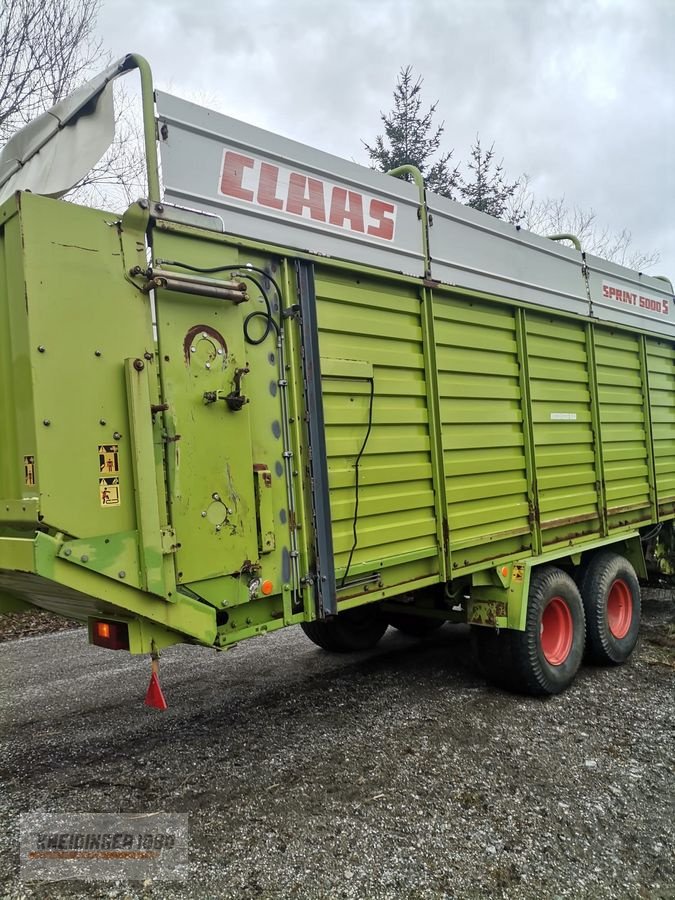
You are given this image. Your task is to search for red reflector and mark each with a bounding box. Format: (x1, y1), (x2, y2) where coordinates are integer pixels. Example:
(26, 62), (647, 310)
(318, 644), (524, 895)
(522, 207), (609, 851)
(145, 670), (168, 710)
(91, 620), (129, 650)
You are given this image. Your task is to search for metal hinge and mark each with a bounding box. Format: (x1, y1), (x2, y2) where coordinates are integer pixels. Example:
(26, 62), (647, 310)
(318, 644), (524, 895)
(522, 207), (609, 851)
(161, 527), (178, 554)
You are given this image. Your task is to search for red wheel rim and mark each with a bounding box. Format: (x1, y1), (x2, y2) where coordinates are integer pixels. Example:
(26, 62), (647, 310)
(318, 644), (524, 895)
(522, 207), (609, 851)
(540, 596), (574, 665)
(607, 578), (633, 639)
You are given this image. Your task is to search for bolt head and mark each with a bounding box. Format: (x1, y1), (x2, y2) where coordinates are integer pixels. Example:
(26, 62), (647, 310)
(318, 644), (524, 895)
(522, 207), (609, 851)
(113, 432), (122, 440)
(118, 570), (126, 579)
(201, 511), (207, 518)
(80, 555), (89, 563)
(38, 345), (46, 353)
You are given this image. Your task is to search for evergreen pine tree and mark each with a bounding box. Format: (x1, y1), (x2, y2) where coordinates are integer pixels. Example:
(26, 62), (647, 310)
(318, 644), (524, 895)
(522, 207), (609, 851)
(362, 65), (459, 199)
(458, 138), (519, 219)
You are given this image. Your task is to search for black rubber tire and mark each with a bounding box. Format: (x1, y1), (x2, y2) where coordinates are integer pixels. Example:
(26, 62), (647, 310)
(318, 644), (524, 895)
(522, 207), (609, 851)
(385, 611), (444, 637)
(578, 551), (641, 665)
(301, 605), (388, 652)
(473, 566), (585, 696)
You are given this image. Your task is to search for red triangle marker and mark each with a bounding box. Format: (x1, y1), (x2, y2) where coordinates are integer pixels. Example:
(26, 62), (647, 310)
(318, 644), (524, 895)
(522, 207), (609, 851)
(145, 664), (168, 710)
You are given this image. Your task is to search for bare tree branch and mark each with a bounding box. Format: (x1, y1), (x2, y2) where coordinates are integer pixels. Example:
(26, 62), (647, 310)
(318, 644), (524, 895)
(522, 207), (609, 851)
(0, 0), (145, 210)
(506, 175), (660, 271)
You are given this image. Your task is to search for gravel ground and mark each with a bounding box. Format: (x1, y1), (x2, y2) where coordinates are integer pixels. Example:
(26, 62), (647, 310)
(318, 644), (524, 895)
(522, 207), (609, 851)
(0, 610), (80, 643)
(0, 593), (673, 900)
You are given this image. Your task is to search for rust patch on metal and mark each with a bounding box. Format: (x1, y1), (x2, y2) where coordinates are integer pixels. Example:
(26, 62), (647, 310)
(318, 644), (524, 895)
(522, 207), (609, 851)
(253, 464), (272, 487)
(231, 560), (262, 579)
(607, 502), (650, 516)
(182, 324), (227, 365)
(541, 511), (598, 530)
(469, 600), (507, 627)
(442, 517), (450, 552)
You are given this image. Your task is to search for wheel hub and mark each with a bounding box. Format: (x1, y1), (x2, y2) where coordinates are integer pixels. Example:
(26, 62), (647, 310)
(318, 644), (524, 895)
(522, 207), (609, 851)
(540, 596), (574, 665)
(606, 578), (633, 639)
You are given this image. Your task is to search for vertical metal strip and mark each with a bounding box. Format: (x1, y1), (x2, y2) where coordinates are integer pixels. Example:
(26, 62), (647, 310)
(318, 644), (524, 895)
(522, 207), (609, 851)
(638, 334), (659, 522)
(420, 285), (449, 580)
(515, 308), (542, 555)
(585, 323), (608, 536)
(295, 260), (336, 617)
(124, 358), (166, 597)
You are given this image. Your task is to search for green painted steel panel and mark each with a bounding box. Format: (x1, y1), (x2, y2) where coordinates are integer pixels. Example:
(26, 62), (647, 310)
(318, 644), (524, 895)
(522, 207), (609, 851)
(595, 328), (652, 528)
(646, 338), (675, 518)
(314, 270), (439, 580)
(152, 231), (259, 583)
(526, 314), (601, 545)
(150, 229), (297, 616)
(433, 294), (531, 567)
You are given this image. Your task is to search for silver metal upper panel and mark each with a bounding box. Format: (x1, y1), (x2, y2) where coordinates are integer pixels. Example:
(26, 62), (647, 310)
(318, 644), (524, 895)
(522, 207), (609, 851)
(155, 90), (674, 337)
(585, 253), (675, 339)
(156, 91), (425, 277)
(426, 194), (589, 317)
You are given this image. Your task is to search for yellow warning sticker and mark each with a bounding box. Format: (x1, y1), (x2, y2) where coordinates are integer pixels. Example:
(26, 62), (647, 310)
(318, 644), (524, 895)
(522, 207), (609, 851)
(98, 444), (119, 475)
(24, 455), (35, 486)
(513, 565), (525, 583)
(99, 477), (121, 507)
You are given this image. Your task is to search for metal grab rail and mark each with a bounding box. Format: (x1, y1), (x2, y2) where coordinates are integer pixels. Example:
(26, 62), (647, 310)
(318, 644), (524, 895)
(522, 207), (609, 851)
(385, 164), (431, 276)
(546, 232), (582, 252)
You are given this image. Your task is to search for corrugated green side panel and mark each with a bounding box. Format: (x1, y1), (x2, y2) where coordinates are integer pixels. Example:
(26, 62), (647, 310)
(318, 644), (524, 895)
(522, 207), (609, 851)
(527, 313), (601, 546)
(433, 294), (531, 567)
(314, 269), (438, 577)
(646, 337), (675, 519)
(595, 328), (652, 528)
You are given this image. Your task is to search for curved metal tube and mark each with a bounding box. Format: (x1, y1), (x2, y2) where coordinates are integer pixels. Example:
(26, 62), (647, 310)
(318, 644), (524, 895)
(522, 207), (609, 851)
(654, 275), (674, 292)
(386, 164), (426, 195)
(386, 164), (430, 274)
(546, 233), (582, 252)
(124, 54), (161, 204)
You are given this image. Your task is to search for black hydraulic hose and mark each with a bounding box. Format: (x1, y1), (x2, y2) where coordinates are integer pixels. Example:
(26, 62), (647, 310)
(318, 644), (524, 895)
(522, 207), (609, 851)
(154, 259), (282, 345)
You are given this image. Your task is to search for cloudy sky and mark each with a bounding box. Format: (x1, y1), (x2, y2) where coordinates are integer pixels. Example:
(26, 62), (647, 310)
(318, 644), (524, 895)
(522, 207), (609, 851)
(98, 0), (674, 277)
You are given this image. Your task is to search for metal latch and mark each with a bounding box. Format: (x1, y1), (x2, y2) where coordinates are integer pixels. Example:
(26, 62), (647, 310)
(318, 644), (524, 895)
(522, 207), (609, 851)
(203, 366), (250, 411)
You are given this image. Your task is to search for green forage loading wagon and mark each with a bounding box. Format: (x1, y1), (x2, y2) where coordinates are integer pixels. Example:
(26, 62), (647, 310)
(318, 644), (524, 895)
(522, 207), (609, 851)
(0, 55), (673, 705)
